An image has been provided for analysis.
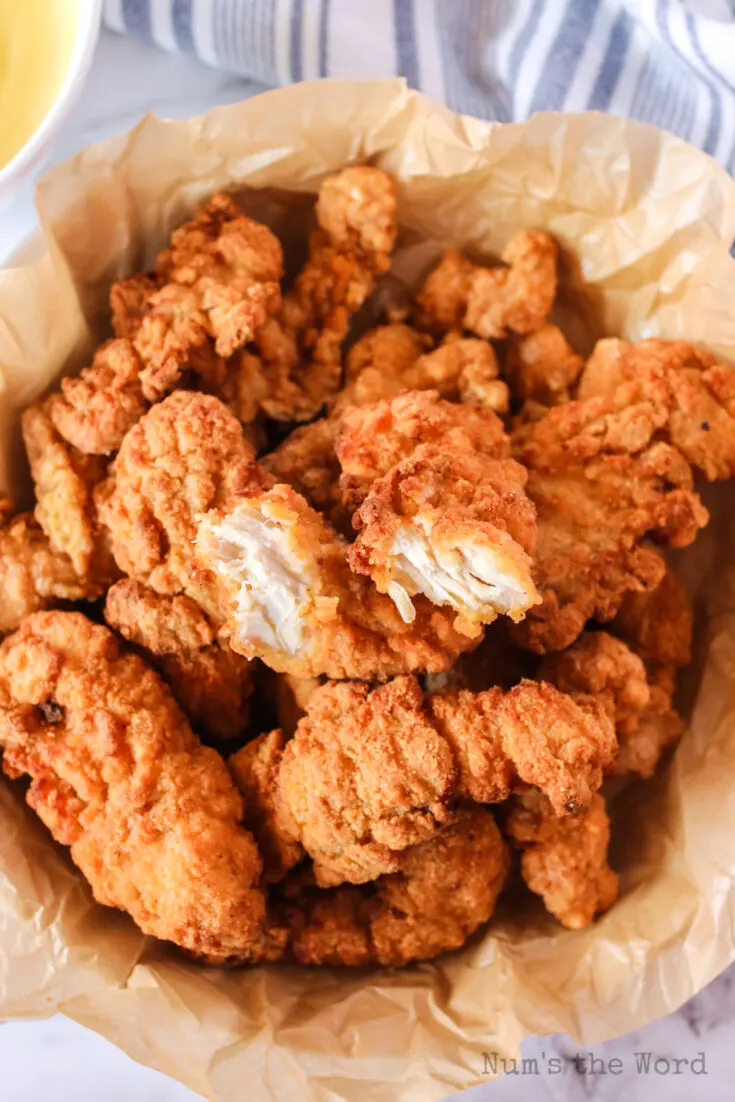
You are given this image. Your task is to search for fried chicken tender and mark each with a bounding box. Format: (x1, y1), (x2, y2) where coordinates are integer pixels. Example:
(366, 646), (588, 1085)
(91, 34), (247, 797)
(253, 166), (398, 421)
(46, 339), (147, 455)
(505, 790), (618, 929)
(540, 630), (684, 779)
(104, 579), (253, 742)
(111, 194), (283, 401)
(612, 559), (693, 673)
(413, 232), (557, 340)
(577, 337), (716, 402)
(335, 324), (508, 413)
(0, 612), (266, 960)
(22, 403), (115, 583)
(263, 417), (343, 523)
(229, 730), (304, 882)
(336, 391), (538, 628)
(258, 676), (613, 886)
(196, 483), (477, 681)
(285, 805), (510, 966)
(97, 392), (259, 607)
(0, 513), (96, 636)
(512, 389), (710, 653)
(505, 323), (584, 412)
(337, 388), (510, 512)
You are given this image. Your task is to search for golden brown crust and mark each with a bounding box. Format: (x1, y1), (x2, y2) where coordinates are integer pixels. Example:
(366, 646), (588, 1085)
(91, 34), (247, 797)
(46, 339), (148, 455)
(286, 806), (510, 966)
(97, 391), (258, 605)
(104, 578), (253, 742)
(505, 323), (584, 410)
(464, 231), (558, 340)
(612, 562), (693, 671)
(22, 403), (116, 584)
(0, 612), (266, 960)
(506, 790), (618, 929)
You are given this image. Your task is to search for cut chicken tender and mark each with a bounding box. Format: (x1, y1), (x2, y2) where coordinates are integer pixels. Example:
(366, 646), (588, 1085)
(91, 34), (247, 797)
(196, 483), (478, 681)
(335, 323), (508, 413)
(506, 790), (618, 929)
(541, 630), (685, 779)
(229, 730), (304, 882)
(0, 513), (99, 636)
(22, 403), (116, 584)
(0, 612), (266, 961)
(413, 232), (557, 340)
(337, 388), (510, 513)
(253, 166), (398, 421)
(46, 338), (147, 455)
(512, 389), (710, 653)
(267, 677), (613, 885)
(104, 579), (253, 742)
(350, 444), (539, 631)
(96, 391), (259, 607)
(286, 805), (510, 966)
(111, 193), (283, 401)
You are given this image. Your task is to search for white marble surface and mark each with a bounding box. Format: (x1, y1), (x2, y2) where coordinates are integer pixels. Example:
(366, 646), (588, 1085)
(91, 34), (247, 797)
(1, 24), (735, 1102)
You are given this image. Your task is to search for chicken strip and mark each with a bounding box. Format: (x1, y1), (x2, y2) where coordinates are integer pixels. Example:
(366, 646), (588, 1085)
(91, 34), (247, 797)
(229, 730), (304, 883)
(96, 391), (260, 608)
(104, 579), (253, 742)
(505, 790), (618, 929)
(512, 394), (709, 653)
(540, 630), (684, 779)
(22, 403), (116, 583)
(0, 513), (97, 636)
(263, 417), (344, 524)
(337, 392), (538, 629)
(0, 612), (266, 961)
(249, 675), (613, 887)
(111, 193), (283, 401)
(285, 805), (510, 966)
(254, 166), (398, 421)
(505, 323), (584, 415)
(335, 324), (508, 413)
(611, 560), (693, 674)
(46, 339), (147, 455)
(413, 231), (557, 339)
(577, 337), (716, 402)
(196, 483), (478, 681)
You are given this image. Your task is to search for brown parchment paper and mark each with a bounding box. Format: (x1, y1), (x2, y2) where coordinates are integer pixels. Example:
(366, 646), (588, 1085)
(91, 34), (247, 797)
(2, 80), (735, 1102)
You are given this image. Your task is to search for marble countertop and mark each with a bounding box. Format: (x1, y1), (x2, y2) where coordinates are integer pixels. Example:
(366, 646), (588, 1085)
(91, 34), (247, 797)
(1, 25), (734, 1102)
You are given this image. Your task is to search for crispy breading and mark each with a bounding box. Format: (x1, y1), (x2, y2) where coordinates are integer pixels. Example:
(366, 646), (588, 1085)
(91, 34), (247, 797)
(512, 389), (709, 652)
(464, 231), (558, 339)
(0, 612), (266, 960)
(506, 790), (618, 929)
(413, 249), (478, 334)
(271, 676), (613, 884)
(196, 484), (478, 681)
(111, 193), (283, 401)
(22, 403), (116, 583)
(0, 513), (98, 636)
(336, 324), (508, 413)
(349, 443), (539, 631)
(263, 418), (343, 522)
(577, 337), (716, 402)
(104, 579), (253, 742)
(229, 730), (304, 882)
(285, 805), (510, 966)
(278, 678), (457, 886)
(254, 167), (398, 421)
(337, 388), (509, 514)
(46, 339), (147, 455)
(529, 343), (735, 481)
(96, 392), (259, 606)
(540, 630), (684, 779)
(505, 323), (584, 409)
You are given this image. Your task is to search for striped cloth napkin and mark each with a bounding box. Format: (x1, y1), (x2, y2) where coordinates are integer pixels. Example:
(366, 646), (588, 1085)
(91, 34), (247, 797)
(103, 0), (735, 173)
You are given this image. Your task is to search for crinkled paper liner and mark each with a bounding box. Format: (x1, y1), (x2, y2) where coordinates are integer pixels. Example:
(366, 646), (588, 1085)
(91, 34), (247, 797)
(1, 80), (735, 1102)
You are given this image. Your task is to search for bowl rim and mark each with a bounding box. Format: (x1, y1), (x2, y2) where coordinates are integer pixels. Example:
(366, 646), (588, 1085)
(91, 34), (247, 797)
(0, 0), (102, 199)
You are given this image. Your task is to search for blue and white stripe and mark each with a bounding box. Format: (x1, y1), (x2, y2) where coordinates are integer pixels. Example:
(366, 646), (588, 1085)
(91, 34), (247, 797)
(103, 0), (735, 173)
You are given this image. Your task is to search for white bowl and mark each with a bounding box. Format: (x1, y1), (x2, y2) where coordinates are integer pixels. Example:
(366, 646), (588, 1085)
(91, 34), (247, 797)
(0, 0), (102, 202)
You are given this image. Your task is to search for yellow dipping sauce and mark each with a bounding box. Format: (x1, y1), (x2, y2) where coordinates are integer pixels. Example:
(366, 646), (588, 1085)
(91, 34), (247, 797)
(0, 0), (78, 169)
